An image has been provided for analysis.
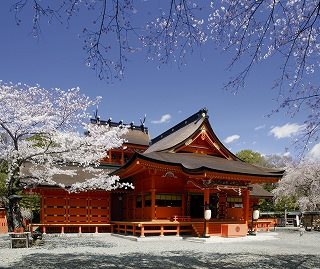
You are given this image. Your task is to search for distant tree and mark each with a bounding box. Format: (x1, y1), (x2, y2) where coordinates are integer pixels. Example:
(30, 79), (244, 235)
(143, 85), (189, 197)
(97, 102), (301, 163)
(262, 154), (293, 195)
(236, 149), (266, 166)
(9, 1), (320, 153)
(264, 154), (292, 169)
(236, 150), (295, 212)
(273, 160), (320, 211)
(262, 154), (299, 213)
(0, 82), (131, 231)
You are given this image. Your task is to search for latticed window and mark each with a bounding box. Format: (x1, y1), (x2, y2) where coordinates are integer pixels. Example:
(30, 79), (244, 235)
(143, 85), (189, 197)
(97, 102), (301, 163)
(144, 193), (151, 207)
(227, 197), (243, 208)
(156, 194), (182, 207)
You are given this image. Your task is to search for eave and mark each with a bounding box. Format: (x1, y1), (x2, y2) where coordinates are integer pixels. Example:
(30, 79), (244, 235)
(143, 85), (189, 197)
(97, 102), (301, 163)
(113, 152), (283, 184)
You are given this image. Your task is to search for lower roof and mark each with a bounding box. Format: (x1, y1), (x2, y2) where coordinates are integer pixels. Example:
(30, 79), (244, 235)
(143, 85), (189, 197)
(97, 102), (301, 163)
(249, 184), (274, 198)
(133, 152), (284, 178)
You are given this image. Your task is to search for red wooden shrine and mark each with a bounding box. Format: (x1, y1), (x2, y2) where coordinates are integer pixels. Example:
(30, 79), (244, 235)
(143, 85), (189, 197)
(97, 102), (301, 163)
(29, 109), (284, 236)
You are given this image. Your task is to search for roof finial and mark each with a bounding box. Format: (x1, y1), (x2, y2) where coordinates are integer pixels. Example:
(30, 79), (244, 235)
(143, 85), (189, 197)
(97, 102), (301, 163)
(94, 105), (99, 121)
(201, 108), (208, 118)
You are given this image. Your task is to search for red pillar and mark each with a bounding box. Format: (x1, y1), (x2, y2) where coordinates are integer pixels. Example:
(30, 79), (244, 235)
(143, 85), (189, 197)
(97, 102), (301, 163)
(243, 188), (250, 224)
(203, 188), (210, 235)
(204, 189), (210, 206)
(151, 176), (156, 220)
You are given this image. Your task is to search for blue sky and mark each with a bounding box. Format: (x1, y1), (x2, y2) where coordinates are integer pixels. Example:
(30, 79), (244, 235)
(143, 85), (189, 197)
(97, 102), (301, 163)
(0, 2), (317, 160)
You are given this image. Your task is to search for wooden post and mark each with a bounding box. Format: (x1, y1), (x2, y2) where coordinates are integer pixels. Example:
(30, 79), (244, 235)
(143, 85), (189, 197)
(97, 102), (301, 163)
(176, 225), (180, 236)
(95, 226), (99, 233)
(151, 176), (156, 220)
(243, 188), (250, 224)
(40, 191), (45, 224)
(181, 193), (186, 217)
(121, 151), (125, 165)
(61, 226), (64, 234)
(126, 195), (129, 220)
(140, 225), (145, 237)
(108, 151), (112, 163)
(141, 192), (145, 220)
(204, 189), (210, 205)
(160, 225), (164, 236)
(87, 196), (90, 223)
(79, 226), (82, 234)
(65, 193), (69, 224)
(204, 189), (210, 236)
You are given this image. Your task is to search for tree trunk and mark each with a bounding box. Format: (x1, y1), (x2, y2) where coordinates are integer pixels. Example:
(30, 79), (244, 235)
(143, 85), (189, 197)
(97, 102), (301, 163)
(5, 197), (24, 232)
(5, 167), (24, 232)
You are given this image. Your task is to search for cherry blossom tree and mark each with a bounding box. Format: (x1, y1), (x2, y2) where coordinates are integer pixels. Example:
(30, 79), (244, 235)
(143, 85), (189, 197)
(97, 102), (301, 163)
(273, 160), (320, 211)
(0, 82), (129, 231)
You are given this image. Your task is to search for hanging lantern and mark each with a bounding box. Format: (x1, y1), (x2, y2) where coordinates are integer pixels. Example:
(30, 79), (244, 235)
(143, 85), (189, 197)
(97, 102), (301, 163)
(252, 209), (260, 220)
(204, 209), (212, 221)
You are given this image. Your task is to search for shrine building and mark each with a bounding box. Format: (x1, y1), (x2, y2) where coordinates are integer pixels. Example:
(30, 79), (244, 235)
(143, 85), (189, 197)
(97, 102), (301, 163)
(26, 108), (284, 237)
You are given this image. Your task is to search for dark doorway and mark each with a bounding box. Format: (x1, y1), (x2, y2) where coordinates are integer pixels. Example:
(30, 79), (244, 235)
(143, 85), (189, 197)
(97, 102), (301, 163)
(190, 194), (204, 218)
(209, 194), (218, 218)
(111, 193), (124, 221)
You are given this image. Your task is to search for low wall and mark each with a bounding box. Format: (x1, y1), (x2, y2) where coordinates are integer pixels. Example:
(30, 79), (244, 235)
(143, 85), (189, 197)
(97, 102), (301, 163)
(0, 209), (8, 234)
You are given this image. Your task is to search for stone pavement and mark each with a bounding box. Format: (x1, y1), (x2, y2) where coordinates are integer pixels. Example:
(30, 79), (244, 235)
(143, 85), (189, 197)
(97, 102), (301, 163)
(0, 229), (319, 268)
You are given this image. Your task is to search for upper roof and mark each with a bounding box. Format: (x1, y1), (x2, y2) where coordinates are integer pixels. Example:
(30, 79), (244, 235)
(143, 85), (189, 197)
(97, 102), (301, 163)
(114, 108), (284, 180)
(90, 118), (150, 146)
(145, 109), (207, 153)
(145, 108), (236, 159)
(122, 128), (150, 146)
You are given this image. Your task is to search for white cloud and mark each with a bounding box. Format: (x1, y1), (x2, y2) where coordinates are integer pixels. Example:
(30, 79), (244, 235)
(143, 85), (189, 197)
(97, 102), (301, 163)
(269, 123), (306, 139)
(308, 143), (320, 160)
(224, 134), (240, 144)
(254, 124), (266, 131)
(283, 152), (291, 157)
(151, 114), (171, 124)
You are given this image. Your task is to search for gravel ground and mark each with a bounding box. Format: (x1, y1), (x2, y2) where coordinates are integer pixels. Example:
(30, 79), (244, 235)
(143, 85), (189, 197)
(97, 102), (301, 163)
(0, 228), (320, 268)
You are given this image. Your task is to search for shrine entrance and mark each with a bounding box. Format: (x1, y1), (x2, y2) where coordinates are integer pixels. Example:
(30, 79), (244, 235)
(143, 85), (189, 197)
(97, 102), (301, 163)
(209, 194), (218, 219)
(189, 193), (204, 218)
(111, 193), (124, 221)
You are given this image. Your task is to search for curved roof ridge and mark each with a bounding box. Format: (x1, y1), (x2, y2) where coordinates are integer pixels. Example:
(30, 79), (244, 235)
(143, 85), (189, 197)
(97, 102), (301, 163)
(150, 108), (208, 145)
(114, 151), (284, 178)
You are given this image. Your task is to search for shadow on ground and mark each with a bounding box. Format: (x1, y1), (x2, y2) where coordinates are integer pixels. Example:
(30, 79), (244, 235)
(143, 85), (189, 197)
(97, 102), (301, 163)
(3, 252), (320, 269)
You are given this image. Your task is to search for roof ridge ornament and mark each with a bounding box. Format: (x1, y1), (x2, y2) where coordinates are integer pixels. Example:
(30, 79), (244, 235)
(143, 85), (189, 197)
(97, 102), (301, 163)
(201, 108), (208, 118)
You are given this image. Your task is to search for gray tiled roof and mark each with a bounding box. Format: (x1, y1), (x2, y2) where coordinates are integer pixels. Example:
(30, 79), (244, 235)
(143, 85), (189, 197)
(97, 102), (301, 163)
(144, 119), (204, 153)
(145, 110), (206, 153)
(122, 128), (150, 146)
(250, 184), (274, 198)
(21, 163), (119, 187)
(139, 152), (284, 177)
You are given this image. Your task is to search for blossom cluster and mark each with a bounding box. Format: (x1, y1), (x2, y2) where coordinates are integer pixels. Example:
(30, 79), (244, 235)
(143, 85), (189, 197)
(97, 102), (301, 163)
(0, 82), (130, 193)
(273, 160), (320, 210)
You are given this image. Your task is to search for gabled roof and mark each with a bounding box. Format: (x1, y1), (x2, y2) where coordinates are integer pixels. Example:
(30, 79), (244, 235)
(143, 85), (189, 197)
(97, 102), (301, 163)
(114, 108), (284, 180)
(145, 109), (206, 153)
(145, 108), (237, 159)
